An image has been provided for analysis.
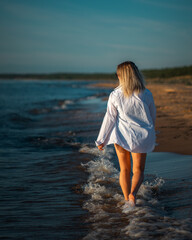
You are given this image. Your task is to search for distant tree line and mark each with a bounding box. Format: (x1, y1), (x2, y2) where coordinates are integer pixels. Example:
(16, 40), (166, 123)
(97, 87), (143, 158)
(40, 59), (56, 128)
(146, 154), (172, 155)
(0, 65), (192, 80)
(142, 65), (192, 78)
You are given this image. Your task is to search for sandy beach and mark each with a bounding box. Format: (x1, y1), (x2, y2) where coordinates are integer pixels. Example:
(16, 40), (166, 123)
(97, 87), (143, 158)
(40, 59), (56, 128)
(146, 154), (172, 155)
(90, 81), (192, 155)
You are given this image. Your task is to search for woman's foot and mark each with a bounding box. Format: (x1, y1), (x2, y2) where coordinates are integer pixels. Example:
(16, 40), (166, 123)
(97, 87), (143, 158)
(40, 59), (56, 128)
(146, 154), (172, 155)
(122, 199), (135, 213)
(128, 193), (136, 206)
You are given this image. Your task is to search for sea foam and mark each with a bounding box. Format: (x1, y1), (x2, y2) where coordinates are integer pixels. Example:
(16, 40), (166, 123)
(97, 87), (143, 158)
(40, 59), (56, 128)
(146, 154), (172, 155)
(80, 144), (192, 240)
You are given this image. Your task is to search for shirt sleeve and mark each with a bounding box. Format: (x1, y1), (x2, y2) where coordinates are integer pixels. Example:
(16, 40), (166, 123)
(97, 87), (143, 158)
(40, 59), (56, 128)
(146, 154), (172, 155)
(95, 92), (117, 147)
(148, 93), (156, 126)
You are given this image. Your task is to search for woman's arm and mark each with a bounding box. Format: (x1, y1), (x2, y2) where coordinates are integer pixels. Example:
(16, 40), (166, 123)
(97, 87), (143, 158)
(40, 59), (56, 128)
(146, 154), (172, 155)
(95, 92), (117, 149)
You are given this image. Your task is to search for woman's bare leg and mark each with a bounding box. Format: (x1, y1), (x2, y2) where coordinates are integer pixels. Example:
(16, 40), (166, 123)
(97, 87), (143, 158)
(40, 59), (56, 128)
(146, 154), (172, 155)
(114, 144), (131, 201)
(129, 152), (147, 204)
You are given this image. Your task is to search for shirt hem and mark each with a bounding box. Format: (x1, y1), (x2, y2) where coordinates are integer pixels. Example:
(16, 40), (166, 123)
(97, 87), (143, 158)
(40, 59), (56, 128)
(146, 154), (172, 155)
(105, 141), (155, 153)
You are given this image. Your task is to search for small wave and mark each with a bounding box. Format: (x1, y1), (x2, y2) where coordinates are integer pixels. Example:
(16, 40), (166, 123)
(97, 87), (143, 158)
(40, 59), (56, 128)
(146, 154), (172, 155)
(80, 145), (192, 240)
(1, 112), (35, 129)
(79, 144), (114, 156)
(54, 99), (74, 110)
(8, 112), (34, 123)
(86, 96), (97, 100)
(29, 99), (75, 115)
(25, 134), (82, 150)
(29, 108), (52, 114)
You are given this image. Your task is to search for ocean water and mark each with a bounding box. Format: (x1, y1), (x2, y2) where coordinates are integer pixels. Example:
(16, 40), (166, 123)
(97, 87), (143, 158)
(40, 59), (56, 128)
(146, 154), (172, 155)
(0, 79), (192, 240)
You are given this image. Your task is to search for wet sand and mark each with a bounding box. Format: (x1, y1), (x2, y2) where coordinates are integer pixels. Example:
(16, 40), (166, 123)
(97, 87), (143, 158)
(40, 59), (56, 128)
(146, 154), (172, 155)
(90, 82), (192, 155)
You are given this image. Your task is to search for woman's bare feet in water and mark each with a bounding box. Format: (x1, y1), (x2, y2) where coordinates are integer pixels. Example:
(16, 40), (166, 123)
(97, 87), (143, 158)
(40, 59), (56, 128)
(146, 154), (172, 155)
(122, 196), (135, 213)
(128, 193), (136, 206)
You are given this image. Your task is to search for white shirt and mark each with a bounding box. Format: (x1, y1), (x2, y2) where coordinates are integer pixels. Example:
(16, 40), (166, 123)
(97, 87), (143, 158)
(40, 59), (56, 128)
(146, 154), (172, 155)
(95, 86), (156, 153)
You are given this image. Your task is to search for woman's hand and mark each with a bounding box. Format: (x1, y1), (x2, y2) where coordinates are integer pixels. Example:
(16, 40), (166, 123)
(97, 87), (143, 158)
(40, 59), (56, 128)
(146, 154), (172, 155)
(97, 143), (104, 151)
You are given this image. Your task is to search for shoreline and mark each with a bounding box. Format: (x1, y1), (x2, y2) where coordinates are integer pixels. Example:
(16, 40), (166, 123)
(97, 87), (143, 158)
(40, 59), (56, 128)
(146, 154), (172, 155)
(89, 81), (192, 155)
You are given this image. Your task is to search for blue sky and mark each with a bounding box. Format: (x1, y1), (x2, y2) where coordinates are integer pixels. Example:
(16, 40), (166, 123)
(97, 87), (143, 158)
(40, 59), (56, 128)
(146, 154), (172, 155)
(0, 0), (192, 73)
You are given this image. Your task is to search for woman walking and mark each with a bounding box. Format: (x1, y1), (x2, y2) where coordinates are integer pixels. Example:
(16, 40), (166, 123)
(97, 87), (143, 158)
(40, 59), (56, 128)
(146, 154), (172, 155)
(95, 61), (156, 207)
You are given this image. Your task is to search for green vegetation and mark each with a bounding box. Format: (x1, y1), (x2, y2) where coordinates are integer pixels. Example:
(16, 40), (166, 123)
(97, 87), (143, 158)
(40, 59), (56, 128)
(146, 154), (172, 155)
(0, 65), (192, 85)
(142, 65), (192, 85)
(142, 65), (192, 78)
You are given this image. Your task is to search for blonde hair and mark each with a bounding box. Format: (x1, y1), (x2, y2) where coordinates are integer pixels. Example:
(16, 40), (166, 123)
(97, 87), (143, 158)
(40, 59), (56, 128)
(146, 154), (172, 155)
(116, 61), (145, 97)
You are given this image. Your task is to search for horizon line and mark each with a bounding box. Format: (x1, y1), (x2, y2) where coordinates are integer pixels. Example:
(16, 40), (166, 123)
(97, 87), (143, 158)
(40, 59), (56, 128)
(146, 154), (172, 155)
(0, 64), (192, 75)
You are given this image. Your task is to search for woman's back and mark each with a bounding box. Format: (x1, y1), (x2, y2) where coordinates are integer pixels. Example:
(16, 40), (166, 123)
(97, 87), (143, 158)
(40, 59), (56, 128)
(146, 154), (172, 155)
(96, 60), (156, 206)
(111, 86), (156, 128)
(95, 85), (156, 153)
